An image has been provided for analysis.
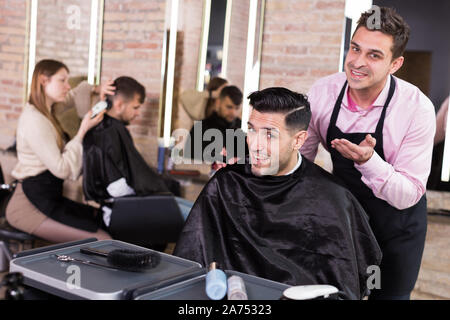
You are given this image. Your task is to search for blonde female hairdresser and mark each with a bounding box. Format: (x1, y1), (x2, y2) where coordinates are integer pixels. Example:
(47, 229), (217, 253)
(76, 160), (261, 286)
(6, 59), (111, 242)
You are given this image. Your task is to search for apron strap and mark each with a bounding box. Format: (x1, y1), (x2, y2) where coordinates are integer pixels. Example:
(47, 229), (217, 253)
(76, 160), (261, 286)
(375, 75), (396, 135)
(329, 80), (348, 130)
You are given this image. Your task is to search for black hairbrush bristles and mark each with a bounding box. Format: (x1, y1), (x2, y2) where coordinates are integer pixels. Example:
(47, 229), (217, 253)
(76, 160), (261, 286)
(107, 249), (161, 270)
(79, 247), (161, 272)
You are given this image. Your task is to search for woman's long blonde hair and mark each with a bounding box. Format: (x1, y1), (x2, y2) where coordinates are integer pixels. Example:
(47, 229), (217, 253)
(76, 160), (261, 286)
(28, 59), (69, 150)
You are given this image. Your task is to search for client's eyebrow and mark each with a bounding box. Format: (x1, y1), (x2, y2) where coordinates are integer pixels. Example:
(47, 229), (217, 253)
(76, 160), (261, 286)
(247, 121), (279, 132)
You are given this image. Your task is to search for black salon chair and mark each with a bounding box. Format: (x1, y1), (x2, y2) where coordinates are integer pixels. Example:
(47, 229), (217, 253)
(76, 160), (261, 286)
(104, 195), (185, 251)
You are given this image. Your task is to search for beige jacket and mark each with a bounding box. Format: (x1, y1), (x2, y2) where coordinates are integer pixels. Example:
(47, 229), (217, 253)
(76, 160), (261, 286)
(12, 83), (95, 181)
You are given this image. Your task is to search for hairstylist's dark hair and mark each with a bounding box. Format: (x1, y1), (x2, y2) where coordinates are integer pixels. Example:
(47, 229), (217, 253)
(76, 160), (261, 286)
(219, 85), (243, 106)
(355, 6), (410, 60)
(205, 77), (228, 118)
(109, 76), (146, 104)
(206, 76), (228, 92)
(248, 87), (311, 132)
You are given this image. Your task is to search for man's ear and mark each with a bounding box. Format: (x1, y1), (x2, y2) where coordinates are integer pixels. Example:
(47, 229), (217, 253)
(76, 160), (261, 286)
(112, 95), (125, 112)
(293, 130), (308, 151)
(389, 56), (404, 74)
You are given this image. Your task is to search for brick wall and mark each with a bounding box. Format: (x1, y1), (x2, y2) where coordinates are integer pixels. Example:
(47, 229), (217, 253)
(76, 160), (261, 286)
(101, 0), (166, 166)
(35, 0), (91, 78)
(0, 0), (27, 149)
(260, 0), (345, 93)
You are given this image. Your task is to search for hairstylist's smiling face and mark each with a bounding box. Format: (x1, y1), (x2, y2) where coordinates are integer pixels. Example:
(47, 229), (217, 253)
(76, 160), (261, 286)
(344, 26), (402, 92)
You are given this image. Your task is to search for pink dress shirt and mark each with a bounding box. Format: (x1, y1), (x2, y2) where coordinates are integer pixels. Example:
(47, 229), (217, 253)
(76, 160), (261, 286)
(301, 72), (436, 210)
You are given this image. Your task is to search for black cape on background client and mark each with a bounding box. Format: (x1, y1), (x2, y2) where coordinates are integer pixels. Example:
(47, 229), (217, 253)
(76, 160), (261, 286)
(174, 157), (382, 300)
(82, 114), (180, 203)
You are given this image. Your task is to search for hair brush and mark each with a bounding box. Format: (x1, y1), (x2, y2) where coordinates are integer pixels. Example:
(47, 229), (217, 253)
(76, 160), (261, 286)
(79, 247), (161, 272)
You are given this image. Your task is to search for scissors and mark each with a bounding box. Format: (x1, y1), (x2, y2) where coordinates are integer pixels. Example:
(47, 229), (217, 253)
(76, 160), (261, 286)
(55, 254), (117, 271)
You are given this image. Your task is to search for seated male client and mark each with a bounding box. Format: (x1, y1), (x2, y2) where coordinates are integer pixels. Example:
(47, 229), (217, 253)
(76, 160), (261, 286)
(174, 87), (382, 300)
(82, 76), (193, 228)
(185, 85), (248, 162)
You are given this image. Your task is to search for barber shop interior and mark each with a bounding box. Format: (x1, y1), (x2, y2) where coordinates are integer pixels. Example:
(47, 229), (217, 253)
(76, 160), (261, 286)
(0, 0), (448, 303)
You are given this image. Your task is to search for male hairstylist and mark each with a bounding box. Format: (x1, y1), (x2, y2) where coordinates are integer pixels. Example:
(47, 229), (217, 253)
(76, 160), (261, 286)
(301, 7), (436, 300)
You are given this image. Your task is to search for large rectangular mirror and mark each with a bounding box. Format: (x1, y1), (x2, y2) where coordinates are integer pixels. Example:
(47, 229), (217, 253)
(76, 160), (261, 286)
(158, 0), (266, 148)
(25, 0), (104, 96)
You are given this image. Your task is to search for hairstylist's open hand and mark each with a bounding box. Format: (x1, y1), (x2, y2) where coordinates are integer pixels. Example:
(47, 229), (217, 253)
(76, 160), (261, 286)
(331, 134), (376, 165)
(211, 147), (240, 171)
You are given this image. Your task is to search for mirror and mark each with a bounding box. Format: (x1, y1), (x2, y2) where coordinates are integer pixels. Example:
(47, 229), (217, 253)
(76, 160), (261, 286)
(158, 0), (266, 148)
(197, 0), (265, 129)
(197, 0), (229, 90)
(26, 0), (104, 95)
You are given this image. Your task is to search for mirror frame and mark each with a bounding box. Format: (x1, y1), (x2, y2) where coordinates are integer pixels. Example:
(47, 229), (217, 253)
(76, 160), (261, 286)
(24, 0), (105, 99)
(240, 0), (265, 132)
(442, 92), (450, 182)
(158, 0), (180, 148)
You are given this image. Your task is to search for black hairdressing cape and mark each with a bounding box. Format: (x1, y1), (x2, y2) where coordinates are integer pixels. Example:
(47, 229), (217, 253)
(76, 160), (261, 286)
(174, 157), (382, 299)
(82, 114), (180, 203)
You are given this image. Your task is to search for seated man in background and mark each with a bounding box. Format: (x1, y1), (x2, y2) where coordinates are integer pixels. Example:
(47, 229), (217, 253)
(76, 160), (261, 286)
(82, 76), (192, 228)
(174, 87), (382, 300)
(184, 85), (248, 163)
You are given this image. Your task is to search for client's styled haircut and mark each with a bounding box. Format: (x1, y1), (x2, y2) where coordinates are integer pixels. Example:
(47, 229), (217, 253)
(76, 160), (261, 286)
(220, 85), (243, 106)
(248, 87), (311, 132)
(109, 76), (146, 104)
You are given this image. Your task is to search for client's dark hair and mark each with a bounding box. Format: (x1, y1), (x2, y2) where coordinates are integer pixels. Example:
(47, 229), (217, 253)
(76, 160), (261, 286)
(219, 85), (243, 106)
(109, 76), (146, 104)
(248, 87), (311, 132)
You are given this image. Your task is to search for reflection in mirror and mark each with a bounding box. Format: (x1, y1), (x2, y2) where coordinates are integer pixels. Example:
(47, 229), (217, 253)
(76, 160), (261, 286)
(159, 0), (265, 149)
(203, 0), (228, 87)
(196, 0), (231, 91)
(26, 0), (104, 94)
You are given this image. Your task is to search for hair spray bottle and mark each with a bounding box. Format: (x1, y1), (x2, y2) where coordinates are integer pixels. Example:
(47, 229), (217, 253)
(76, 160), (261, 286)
(205, 262), (227, 300)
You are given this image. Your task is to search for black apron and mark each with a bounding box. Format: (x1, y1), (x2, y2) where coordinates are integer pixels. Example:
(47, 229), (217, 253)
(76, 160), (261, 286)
(326, 76), (427, 299)
(21, 170), (101, 232)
